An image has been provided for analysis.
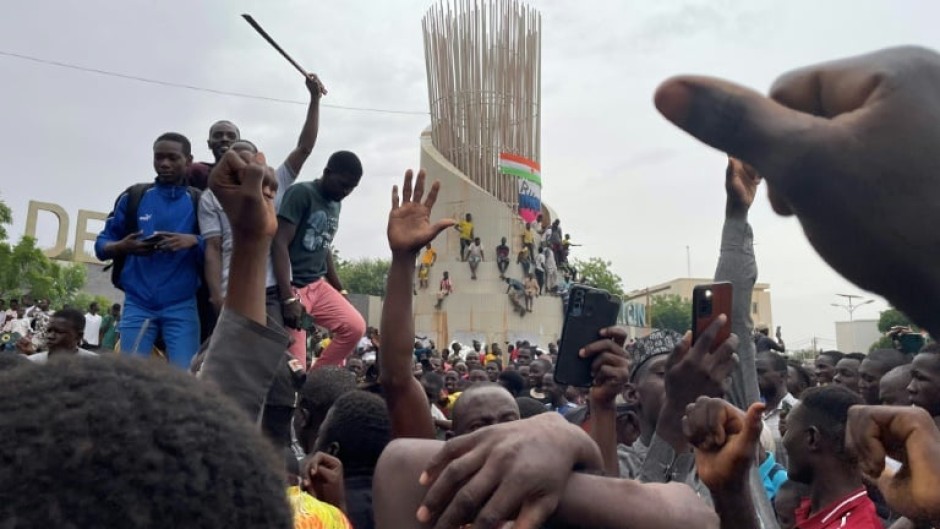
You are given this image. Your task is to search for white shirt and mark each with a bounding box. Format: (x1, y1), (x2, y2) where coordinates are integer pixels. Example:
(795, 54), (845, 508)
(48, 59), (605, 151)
(535, 253), (546, 272)
(4, 317), (31, 336)
(84, 313), (103, 346)
(29, 348), (99, 363)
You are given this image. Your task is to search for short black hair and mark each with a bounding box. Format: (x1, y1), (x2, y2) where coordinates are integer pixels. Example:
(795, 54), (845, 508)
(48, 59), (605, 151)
(0, 352), (29, 372)
(758, 351), (788, 373)
(154, 132), (192, 156)
(422, 371), (445, 395)
(798, 385), (864, 460)
(530, 358), (552, 372)
(497, 370), (526, 397)
(516, 396), (549, 418)
(299, 366), (358, 416)
(866, 349), (910, 373)
(920, 342), (940, 354)
(844, 352), (866, 362)
(316, 391), (391, 475)
(325, 151), (363, 178)
(819, 350), (845, 363)
(53, 308), (85, 334)
(787, 359), (812, 389)
(111, 303), (121, 311)
(0, 356), (290, 527)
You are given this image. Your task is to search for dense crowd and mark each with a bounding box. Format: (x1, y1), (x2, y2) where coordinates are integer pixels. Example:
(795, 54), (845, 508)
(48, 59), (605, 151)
(2, 46), (940, 529)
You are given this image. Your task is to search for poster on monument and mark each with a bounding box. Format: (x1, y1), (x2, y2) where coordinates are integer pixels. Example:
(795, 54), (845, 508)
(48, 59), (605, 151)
(499, 152), (541, 224)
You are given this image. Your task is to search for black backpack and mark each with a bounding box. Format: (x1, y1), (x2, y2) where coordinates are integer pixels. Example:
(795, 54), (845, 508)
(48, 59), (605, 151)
(104, 183), (201, 290)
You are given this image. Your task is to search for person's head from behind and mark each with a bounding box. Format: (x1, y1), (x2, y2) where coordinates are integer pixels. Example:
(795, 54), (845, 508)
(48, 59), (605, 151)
(516, 396), (549, 419)
(833, 352), (865, 394)
(484, 361), (500, 382)
(296, 367), (358, 453)
(314, 390), (391, 478)
(774, 480), (810, 529)
(45, 308), (85, 352)
(497, 370), (525, 397)
(320, 151), (362, 202)
(527, 358), (551, 390)
(88, 302), (99, 315)
(787, 360), (813, 400)
(421, 371), (445, 405)
(814, 350), (844, 385)
(153, 132), (193, 185)
(110, 303), (121, 317)
(756, 351), (788, 400)
(880, 364), (913, 406)
(38, 298), (50, 311)
(442, 271), (450, 281)
(465, 213), (472, 222)
(207, 120), (240, 161)
(857, 348), (910, 405)
(0, 356), (291, 527)
(908, 345), (940, 417)
(451, 383), (520, 436)
(782, 385), (864, 485)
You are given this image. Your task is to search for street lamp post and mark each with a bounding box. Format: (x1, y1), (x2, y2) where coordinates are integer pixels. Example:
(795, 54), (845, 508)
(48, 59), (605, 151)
(831, 294), (874, 351)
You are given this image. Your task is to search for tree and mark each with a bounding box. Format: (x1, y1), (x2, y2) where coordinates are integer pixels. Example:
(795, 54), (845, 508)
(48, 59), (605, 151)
(571, 257), (624, 297)
(335, 256), (390, 297)
(0, 197), (88, 307)
(877, 308), (916, 333)
(649, 294), (691, 334)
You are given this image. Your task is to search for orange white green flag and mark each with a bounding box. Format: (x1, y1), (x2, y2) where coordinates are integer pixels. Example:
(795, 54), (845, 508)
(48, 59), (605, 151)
(499, 152), (541, 224)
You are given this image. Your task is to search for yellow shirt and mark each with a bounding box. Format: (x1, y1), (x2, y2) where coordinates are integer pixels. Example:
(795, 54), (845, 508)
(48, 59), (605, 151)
(457, 220), (474, 240)
(421, 247), (437, 266)
(286, 486), (352, 529)
(523, 229), (534, 244)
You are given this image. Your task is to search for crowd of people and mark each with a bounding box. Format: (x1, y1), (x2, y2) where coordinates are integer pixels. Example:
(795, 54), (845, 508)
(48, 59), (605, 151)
(2, 46), (940, 529)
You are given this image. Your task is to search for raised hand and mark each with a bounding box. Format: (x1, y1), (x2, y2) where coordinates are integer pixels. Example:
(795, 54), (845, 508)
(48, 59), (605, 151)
(417, 412), (602, 529)
(845, 405), (940, 523)
(300, 451), (346, 511)
(305, 73), (327, 98)
(683, 398), (764, 491)
(579, 326), (631, 405)
(665, 316), (738, 408)
(725, 157), (761, 218)
(388, 169), (455, 257)
(209, 150), (277, 238)
(655, 46), (940, 337)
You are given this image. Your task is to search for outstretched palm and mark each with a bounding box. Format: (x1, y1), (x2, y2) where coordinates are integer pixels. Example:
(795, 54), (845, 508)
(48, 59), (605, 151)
(387, 169), (455, 255)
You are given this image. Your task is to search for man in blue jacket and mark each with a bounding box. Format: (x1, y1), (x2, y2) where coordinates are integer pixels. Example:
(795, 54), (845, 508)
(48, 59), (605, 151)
(96, 132), (204, 368)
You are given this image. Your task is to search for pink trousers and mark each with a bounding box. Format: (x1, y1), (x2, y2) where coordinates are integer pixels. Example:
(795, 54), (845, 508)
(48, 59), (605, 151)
(289, 278), (366, 369)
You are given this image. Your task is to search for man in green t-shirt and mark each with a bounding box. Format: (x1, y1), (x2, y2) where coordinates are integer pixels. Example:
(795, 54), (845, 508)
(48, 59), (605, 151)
(272, 151), (366, 368)
(99, 303), (121, 351)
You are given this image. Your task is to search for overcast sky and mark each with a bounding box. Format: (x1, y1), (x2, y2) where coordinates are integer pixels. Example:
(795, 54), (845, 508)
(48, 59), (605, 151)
(3, 0), (936, 349)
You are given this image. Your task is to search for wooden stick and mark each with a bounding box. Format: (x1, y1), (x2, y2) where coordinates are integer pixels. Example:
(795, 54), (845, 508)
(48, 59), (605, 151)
(241, 14), (308, 77)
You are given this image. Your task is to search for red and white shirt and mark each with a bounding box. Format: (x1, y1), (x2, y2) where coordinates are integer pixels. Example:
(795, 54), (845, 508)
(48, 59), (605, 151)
(795, 487), (880, 529)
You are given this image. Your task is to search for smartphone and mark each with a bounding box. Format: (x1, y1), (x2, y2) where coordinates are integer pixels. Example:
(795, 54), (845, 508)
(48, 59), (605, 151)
(691, 282), (733, 352)
(140, 233), (166, 245)
(555, 284), (622, 387)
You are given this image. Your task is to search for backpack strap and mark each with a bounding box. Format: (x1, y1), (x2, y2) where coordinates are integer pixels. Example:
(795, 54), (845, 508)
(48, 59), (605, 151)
(185, 186), (202, 235)
(106, 183), (153, 290)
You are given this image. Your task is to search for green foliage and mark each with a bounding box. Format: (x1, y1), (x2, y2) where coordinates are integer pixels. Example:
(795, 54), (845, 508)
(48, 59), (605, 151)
(571, 257), (624, 297)
(650, 294), (692, 334)
(0, 198), (88, 308)
(877, 308), (916, 333)
(335, 256), (390, 297)
(869, 335), (894, 352)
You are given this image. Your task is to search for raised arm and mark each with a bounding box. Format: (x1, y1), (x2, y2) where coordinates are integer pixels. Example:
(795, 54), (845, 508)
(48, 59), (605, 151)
(580, 326), (631, 477)
(198, 151), (290, 420)
(284, 73), (326, 176)
(381, 169), (455, 439)
(715, 157), (761, 409)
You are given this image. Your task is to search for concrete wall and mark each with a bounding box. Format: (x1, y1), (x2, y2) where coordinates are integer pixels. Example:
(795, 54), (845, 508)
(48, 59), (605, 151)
(414, 129), (564, 348)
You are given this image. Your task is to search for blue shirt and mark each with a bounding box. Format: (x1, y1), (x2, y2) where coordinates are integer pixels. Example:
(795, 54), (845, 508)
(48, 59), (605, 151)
(95, 180), (204, 309)
(759, 450), (788, 501)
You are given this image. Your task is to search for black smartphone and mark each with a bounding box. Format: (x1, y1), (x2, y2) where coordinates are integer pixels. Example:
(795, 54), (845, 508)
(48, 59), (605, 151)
(140, 233), (166, 245)
(691, 282), (733, 352)
(555, 284), (622, 387)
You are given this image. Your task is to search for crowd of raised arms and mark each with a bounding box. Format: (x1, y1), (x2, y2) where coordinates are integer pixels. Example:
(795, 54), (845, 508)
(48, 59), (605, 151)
(3, 46), (940, 529)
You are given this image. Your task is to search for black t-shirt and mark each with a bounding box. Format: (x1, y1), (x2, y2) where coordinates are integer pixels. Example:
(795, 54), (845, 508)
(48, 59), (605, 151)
(344, 475), (375, 529)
